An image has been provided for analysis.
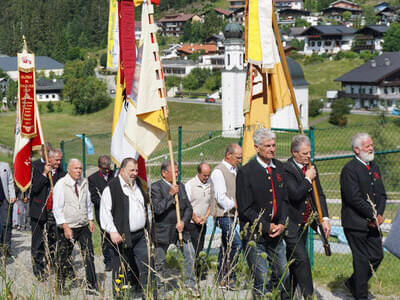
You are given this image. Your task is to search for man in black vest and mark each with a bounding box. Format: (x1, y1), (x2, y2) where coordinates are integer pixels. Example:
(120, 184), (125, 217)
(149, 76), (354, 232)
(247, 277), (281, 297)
(88, 155), (114, 271)
(100, 157), (151, 298)
(236, 128), (290, 300)
(30, 147), (66, 280)
(151, 160), (198, 296)
(284, 135), (330, 299)
(340, 133), (386, 300)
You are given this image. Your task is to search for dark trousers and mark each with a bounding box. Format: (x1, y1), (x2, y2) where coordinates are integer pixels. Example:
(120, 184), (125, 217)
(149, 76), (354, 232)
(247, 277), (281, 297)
(30, 212), (58, 278)
(111, 229), (151, 298)
(0, 201), (13, 254)
(285, 222), (314, 299)
(187, 222), (207, 277)
(95, 207), (113, 267)
(56, 225), (97, 290)
(244, 235), (290, 300)
(344, 228), (383, 300)
(216, 217), (242, 283)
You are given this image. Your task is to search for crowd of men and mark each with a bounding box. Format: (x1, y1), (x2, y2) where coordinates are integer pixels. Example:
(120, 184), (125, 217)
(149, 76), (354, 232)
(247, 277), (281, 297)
(0, 129), (387, 300)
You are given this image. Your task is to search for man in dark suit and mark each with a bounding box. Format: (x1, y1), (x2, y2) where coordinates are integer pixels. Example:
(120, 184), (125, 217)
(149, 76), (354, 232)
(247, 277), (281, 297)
(284, 134), (330, 299)
(100, 157), (153, 298)
(236, 128), (290, 300)
(340, 133), (386, 300)
(88, 155), (114, 271)
(0, 161), (16, 257)
(151, 160), (198, 296)
(30, 147), (66, 280)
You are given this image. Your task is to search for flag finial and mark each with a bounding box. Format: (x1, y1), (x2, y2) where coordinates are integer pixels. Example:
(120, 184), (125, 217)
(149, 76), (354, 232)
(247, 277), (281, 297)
(22, 35), (28, 53)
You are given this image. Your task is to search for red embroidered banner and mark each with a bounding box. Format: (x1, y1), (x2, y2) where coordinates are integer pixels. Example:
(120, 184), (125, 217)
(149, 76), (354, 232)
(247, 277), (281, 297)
(17, 52), (36, 138)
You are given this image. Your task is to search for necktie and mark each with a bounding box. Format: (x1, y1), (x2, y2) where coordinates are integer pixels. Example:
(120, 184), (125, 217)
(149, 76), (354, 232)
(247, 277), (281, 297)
(302, 166), (312, 223)
(267, 167), (277, 220)
(45, 171), (56, 210)
(75, 182), (79, 198)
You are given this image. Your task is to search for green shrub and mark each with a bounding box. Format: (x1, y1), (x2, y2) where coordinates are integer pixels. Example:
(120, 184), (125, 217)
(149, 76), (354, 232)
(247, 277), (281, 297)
(329, 98), (353, 126)
(46, 101), (55, 113)
(309, 99), (324, 117)
(304, 53), (324, 65)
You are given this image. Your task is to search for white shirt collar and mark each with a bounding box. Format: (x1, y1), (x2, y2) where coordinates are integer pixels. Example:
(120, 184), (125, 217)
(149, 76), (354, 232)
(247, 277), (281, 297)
(256, 156), (276, 169)
(222, 159), (236, 172)
(162, 178), (172, 187)
(293, 158), (306, 170)
(355, 155), (369, 166)
(118, 174), (136, 189)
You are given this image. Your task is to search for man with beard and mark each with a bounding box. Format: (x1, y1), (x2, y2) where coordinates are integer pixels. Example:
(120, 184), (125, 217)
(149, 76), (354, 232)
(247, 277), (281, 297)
(340, 133), (387, 300)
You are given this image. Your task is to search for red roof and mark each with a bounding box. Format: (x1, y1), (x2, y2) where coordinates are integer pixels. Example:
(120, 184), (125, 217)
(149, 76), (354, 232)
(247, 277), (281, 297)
(214, 8), (232, 17)
(158, 13), (195, 23)
(177, 44), (218, 55)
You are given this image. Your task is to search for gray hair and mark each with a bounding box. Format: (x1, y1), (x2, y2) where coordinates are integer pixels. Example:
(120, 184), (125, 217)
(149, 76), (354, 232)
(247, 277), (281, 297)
(48, 148), (62, 158)
(224, 143), (241, 157)
(253, 128), (276, 146)
(67, 158), (81, 168)
(160, 160), (177, 174)
(291, 135), (311, 152)
(352, 133), (371, 152)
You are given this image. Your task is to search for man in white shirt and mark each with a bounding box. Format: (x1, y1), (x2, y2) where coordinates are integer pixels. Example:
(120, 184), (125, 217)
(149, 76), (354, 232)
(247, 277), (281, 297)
(100, 157), (152, 298)
(53, 159), (97, 295)
(210, 143), (242, 289)
(185, 162), (211, 279)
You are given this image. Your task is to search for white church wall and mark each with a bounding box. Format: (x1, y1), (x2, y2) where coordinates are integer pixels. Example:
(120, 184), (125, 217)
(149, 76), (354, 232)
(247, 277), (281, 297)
(221, 71), (246, 137)
(270, 86), (309, 129)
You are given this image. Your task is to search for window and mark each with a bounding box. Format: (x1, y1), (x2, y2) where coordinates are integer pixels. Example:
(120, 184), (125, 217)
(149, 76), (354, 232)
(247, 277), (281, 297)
(351, 87), (354, 94)
(227, 54), (230, 66)
(384, 88), (388, 94)
(317, 41), (321, 47)
(52, 95), (55, 99)
(392, 87), (395, 93)
(46, 95), (49, 99)
(311, 41), (315, 47)
(325, 41), (331, 46)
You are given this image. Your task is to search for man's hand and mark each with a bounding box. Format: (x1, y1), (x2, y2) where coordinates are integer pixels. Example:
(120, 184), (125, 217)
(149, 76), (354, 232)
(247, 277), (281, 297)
(176, 220), (184, 233)
(305, 166), (316, 181)
(200, 216), (208, 225)
(89, 221), (95, 233)
(268, 223), (285, 238)
(110, 232), (123, 244)
(169, 184), (179, 196)
(43, 163), (52, 176)
(192, 214), (202, 225)
(62, 224), (73, 240)
(9, 198), (16, 204)
(23, 197), (29, 203)
(377, 214), (384, 225)
(322, 219), (331, 239)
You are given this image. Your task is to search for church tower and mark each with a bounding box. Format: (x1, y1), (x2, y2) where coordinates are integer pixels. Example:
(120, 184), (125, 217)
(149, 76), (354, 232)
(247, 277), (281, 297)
(221, 23), (246, 137)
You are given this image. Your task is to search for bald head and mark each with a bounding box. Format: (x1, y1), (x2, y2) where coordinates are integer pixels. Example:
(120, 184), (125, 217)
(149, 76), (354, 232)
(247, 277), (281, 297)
(197, 162), (211, 184)
(224, 143), (242, 167)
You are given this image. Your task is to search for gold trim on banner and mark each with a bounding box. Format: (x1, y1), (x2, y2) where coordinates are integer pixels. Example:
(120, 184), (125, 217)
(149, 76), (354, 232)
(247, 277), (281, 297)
(18, 67), (35, 73)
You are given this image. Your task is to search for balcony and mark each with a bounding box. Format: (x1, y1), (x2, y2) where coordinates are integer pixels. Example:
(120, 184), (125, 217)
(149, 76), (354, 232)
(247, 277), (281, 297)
(338, 90), (378, 100)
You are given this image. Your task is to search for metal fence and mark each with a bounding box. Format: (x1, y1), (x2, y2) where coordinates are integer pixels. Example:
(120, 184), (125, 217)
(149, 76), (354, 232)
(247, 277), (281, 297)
(60, 119), (400, 294)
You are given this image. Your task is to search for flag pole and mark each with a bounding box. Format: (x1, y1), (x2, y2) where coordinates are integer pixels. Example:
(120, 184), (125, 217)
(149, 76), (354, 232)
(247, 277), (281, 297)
(147, 3), (183, 247)
(22, 36), (53, 190)
(271, 12), (331, 256)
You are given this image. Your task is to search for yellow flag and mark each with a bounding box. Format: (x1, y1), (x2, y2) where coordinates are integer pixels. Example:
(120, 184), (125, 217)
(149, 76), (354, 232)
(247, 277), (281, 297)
(242, 0), (292, 164)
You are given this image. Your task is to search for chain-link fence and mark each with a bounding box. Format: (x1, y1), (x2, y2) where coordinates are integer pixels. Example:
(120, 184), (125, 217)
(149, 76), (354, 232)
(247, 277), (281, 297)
(60, 120), (400, 295)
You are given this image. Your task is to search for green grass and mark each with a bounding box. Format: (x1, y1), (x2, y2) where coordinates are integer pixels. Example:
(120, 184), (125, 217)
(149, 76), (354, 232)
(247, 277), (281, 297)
(300, 58), (364, 100)
(313, 252), (400, 297)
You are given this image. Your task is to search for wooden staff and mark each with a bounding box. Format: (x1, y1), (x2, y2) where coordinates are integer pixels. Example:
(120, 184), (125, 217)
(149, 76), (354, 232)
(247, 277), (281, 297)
(271, 12), (331, 256)
(147, 3), (183, 247)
